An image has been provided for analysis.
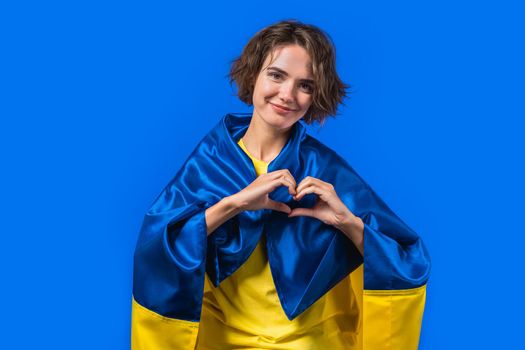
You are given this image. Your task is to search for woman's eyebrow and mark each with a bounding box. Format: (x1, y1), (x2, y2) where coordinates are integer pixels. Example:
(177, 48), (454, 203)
(267, 66), (314, 83)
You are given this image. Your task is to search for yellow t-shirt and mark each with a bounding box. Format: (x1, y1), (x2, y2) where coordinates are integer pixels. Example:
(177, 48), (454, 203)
(195, 138), (363, 349)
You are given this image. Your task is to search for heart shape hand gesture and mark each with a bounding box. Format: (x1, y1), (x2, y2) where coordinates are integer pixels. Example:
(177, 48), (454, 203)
(232, 169), (364, 254)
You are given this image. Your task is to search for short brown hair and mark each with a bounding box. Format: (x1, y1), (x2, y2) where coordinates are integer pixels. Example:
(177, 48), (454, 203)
(229, 19), (350, 126)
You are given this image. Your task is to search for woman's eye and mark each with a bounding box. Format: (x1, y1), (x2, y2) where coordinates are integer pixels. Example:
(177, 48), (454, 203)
(300, 83), (314, 93)
(268, 72), (282, 79)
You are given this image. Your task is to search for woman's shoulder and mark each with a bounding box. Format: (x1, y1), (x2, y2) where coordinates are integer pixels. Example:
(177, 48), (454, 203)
(301, 133), (348, 165)
(300, 133), (369, 187)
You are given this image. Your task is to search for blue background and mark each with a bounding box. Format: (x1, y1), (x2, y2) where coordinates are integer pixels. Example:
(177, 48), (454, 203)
(1, 1), (523, 348)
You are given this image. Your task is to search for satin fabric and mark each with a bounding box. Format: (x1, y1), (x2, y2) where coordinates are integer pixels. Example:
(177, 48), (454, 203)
(132, 112), (431, 326)
(195, 138), (361, 349)
(131, 296), (199, 349)
(363, 285), (427, 349)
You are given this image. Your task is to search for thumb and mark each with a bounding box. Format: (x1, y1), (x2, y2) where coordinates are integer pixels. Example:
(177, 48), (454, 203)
(288, 207), (316, 218)
(267, 199), (291, 214)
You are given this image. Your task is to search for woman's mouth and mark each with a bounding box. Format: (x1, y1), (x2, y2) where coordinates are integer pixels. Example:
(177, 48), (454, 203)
(269, 102), (297, 114)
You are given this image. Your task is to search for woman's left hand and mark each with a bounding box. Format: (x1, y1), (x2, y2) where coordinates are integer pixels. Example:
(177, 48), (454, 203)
(288, 176), (364, 254)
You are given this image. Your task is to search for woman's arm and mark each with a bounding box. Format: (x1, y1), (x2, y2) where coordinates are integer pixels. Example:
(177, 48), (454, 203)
(287, 176), (365, 256)
(336, 214), (365, 256)
(205, 169), (297, 236)
(204, 195), (242, 236)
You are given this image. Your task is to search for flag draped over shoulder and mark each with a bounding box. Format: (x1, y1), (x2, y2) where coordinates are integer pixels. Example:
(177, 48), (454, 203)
(131, 113), (431, 349)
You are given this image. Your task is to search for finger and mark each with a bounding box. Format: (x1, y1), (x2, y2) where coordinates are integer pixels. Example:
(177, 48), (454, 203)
(283, 169), (297, 187)
(268, 176), (297, 196)
(295, 176), (314, 194)
(296, 177), (333, 194)
(293, 184), (318, 200)
(267, 169), (289, 179)
(280, 175), (297, 195)
(288, 207), (316, 218)
(267, 199), (291, 214)
(270, 168), (294, 177)
(269, 169), (297, 188)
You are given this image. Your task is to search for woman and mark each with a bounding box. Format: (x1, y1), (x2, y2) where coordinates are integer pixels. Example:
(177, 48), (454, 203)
(131, 20), (430, 350)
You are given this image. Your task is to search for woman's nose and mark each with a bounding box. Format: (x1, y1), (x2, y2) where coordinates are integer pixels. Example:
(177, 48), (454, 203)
(278, 82), (295, 102)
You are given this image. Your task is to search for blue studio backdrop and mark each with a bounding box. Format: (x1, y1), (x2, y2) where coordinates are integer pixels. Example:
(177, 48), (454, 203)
(1, 1), (524, 349)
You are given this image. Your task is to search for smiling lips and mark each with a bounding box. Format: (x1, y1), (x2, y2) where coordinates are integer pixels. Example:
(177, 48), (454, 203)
(269, 102), (297, 113)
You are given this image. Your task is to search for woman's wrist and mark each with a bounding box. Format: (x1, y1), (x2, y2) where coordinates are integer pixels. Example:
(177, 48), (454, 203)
(205, 196), (244, 236)
(225, 193), (246, 213)
(337, 213), (364, 256)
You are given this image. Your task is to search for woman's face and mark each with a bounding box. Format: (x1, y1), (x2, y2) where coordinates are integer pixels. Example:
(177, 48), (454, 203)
(251, 44), (315, 131)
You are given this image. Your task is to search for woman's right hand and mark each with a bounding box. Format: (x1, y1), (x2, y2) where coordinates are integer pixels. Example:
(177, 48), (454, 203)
(230, 169), (297, 214)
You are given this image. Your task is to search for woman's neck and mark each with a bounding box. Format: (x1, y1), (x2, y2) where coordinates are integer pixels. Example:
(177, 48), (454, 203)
(241, 113), (292, 164)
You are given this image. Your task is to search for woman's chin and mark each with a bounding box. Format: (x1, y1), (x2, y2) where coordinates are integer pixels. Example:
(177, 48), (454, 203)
(267, 111), (298, 128)
(254, 106), (300, 130)
(269, 118), (294, 130)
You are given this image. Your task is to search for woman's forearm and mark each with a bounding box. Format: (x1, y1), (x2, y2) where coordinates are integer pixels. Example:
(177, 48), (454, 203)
(205, 195), (243, 236)
(337, 215), (365, 256)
